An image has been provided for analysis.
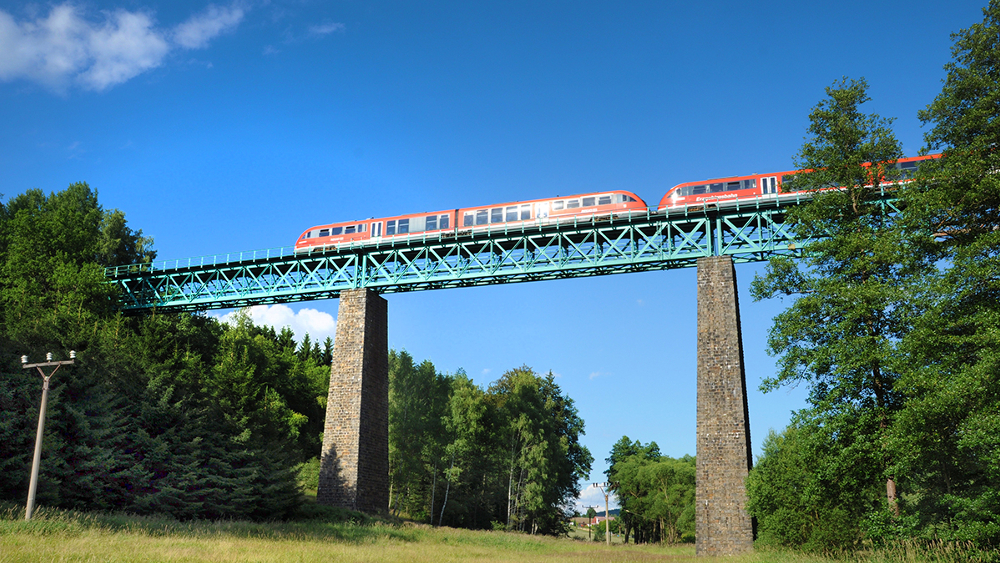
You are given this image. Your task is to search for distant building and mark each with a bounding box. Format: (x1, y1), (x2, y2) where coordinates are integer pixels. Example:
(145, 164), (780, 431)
(569, 515), (615, 527)
(593, 515), (615, 525)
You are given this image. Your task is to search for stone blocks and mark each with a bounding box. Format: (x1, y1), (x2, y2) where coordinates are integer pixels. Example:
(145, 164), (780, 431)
(316, 288), (389, 514)
(696, 256), (754, 556)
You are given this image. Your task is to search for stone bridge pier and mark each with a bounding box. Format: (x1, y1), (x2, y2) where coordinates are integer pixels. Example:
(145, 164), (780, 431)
(696, 256), (755, 555)
(316, 288), (389, 514)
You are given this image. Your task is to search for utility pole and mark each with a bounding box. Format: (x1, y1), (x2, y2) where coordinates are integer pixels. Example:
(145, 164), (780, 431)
(594, 482), (612, 546)
(22, 351), (75, 520)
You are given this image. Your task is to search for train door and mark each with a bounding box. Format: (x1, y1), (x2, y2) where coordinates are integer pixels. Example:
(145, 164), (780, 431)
(371, 221), (382, 240)
(536, 201), (550, 220)
(761, 177), (778, 195)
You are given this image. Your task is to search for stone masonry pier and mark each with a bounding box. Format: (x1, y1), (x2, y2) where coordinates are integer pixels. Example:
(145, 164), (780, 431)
(696, 256), (754, 556)
(317, 288), (389, 514)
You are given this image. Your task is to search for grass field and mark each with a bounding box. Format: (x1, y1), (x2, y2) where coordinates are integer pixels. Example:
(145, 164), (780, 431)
(0, 504), (994, 563)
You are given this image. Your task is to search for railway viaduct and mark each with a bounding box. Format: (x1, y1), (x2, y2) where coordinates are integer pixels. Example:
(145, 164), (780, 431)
(106, 193), (878, 555)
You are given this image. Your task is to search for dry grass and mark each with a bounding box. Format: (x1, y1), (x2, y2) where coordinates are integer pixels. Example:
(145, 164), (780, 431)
(0, 505), (993, 563)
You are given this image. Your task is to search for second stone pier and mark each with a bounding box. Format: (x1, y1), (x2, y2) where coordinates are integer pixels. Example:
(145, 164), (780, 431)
(695, 256), (754, 556)
(316, 288), (389, 514)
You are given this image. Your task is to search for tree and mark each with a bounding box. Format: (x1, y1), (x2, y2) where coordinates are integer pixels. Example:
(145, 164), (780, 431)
(606, 436), (660, 543)
(610, 452), (695, 544)
(888, 0), (1000, 543)
(749, 77), (928, 522)
(488, 367), (592, 535)
(746, 420), (882, 551)
(387, 351), (449, 520)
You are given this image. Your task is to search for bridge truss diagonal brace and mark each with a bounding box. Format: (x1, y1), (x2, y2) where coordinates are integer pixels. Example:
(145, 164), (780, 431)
(317, 288), (389, 514)
(695, 256), (754, 556)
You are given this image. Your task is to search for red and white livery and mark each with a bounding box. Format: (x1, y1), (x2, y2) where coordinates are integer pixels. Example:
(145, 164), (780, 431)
(295, 190), (647, 253)
(657, 154), (939, 211)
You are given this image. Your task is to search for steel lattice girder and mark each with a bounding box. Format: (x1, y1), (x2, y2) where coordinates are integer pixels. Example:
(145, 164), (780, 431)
(105, 202), (824, 313)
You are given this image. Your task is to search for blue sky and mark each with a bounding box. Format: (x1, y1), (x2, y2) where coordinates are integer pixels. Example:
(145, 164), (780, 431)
(0, 0), (988, 511)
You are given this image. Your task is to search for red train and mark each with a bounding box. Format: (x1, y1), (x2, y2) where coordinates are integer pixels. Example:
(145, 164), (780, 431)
(294, 190), (646, 253)
(657, 154), (938, 211)
(294, 155), (939, 253)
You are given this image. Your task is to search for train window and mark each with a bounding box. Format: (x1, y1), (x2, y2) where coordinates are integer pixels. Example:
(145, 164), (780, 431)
(566, 199), (580, 209)
(305, 231), (312, 238)
(780, 175), (799, 191)
(491, 208), (503, 223)
(440, 214), (450, 229)
(345, 226), (356, 234)
(553, 201), (564, 210)
(319, 229), (330, 237)
(464, 212), (474, 227)
(476, 210), (488, 225)
(386, 220), (396, 235)
(583, 197), (595, 207)
(897, 161), (918, 179)
(521, 205), (530, 220)
(330, 227), (343, 235)
(726, 182), (740, 191)
(426, 215), (437, 231)
(742, 179), (756, 190)
(710, 183), (725, 193)
(398, 219), (409, 234)
(506, 206), (518, 221)
(692, 185), (707, 195)
(598, 195), (611, 205)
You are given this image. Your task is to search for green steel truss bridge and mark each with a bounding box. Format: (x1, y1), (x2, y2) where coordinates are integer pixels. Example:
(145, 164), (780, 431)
(105, 191), (895, 313)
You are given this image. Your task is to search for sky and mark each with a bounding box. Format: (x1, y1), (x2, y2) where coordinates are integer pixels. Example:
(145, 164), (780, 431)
(0, 0), (989, 512)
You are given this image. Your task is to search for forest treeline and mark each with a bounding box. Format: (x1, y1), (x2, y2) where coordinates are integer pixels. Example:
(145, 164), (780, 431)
(742, 2), (1000, 552)
(0, 184), (329, 519)
(0, 184), (590, 530)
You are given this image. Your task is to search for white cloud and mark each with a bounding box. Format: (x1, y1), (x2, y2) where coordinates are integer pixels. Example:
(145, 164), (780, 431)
(173, 3), (244, 49)
(80, 10), (170, 90)
(215, 304), (337, 343)
(309, 22), (344, 36)
(0, 2), (245, 92)
(576, 483), (619, 513)
(589, 371), (609, 380)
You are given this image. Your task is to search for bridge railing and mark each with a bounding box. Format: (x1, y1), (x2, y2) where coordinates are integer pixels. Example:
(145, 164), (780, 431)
(104, 246), (299, 278)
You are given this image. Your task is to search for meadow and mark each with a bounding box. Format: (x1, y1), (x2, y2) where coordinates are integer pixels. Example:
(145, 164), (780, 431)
(1, 504), (995, 563)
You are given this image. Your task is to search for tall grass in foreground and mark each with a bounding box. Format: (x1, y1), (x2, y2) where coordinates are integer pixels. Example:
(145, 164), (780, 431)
(0, 504), (996, 563)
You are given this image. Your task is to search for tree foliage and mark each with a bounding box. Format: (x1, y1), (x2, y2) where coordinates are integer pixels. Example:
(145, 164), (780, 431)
(0, 184), (327, 519)
(748, 78), (925, 538)
(887, 0), (1000, 544)
(387, 359), (592, 534)
(750, 3), (1000, 549)
(603, 437), (695, 545)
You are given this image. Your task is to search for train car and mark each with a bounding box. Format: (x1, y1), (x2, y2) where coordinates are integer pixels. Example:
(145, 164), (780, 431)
(656, 154), (939, 211)
(295, 189), (647, 253)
